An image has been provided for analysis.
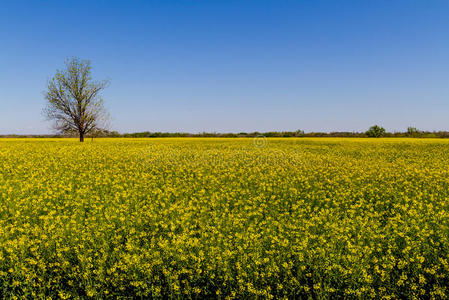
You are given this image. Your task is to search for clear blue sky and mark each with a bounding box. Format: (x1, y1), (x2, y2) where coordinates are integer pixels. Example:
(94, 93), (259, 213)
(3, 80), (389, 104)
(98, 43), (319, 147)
(1, 0), (449, 134)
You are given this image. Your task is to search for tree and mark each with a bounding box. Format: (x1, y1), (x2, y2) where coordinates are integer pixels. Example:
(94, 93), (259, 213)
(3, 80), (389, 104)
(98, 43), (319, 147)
(365, 125), (386, 138)
(44, 57), (109, 142)
(406, 127), (421, 137)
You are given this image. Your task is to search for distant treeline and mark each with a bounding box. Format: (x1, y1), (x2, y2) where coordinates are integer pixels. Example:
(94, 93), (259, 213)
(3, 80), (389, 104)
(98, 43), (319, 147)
(103, 130), (449, 138)
(4, 128), (449, 138)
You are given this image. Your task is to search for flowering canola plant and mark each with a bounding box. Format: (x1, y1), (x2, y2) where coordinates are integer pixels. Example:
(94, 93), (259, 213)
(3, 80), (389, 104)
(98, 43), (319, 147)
(0, 138), (449, 298)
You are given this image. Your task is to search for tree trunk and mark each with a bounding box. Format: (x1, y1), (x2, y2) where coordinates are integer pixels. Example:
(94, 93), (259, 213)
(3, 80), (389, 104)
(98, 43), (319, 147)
(79, 132), (84, 142)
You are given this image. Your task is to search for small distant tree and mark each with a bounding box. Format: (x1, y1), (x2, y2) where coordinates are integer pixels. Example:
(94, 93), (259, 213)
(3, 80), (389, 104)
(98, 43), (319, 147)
(43, 57), (110, 142)
(295, 129), (305, 137)
(365, 125), (386, 138)
(406, 127), (421, 137)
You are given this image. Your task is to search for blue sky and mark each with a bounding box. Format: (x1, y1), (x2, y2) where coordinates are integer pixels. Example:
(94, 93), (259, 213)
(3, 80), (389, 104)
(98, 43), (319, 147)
(1, 0), (449, 134)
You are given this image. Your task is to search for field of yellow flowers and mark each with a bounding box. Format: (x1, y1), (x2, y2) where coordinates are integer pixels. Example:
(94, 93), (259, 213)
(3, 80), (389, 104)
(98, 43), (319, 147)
(1, 138), (449, 298)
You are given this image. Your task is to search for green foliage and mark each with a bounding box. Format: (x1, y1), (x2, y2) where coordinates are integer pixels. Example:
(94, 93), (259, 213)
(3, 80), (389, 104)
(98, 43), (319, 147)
(365, 125), (386, 138)
(407, 127), (422, 137)
(8, 128), (449, 139)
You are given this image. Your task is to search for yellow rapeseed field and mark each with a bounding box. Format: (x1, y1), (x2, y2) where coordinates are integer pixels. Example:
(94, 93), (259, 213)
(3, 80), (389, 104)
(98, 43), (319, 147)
(1, 138), (449, 298)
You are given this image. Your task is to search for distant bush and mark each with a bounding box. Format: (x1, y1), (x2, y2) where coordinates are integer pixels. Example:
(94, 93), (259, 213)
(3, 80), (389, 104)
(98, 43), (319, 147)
(406, 127), (421, 137)
(365, 125), (386, 138)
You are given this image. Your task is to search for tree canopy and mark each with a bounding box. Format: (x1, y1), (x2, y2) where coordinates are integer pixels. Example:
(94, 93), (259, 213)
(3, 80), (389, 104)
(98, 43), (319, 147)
(44, 57), (109, 142)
